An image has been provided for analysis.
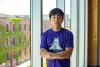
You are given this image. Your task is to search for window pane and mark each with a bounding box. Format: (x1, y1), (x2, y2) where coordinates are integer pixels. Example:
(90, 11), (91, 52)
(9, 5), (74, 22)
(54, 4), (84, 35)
(42, 0), (56, 32)
(0, 0), (30, 67)
(65, 0), (71, 30)
(43, 0), (56, 15)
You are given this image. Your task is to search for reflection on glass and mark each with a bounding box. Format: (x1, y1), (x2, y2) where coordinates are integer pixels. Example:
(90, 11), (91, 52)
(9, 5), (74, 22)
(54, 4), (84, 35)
(0, 0), (30, 67)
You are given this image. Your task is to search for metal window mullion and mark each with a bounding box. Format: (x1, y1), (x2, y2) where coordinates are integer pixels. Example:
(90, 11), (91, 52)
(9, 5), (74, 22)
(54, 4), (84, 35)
(84, 0), (88, 66)
(31, 0), (42, 67)
(70, 0), (78, 67)
(76, 0), (79, 67)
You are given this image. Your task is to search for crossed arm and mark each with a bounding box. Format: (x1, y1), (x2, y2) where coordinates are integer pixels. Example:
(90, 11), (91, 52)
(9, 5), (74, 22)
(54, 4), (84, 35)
(40, 48), (73, 59)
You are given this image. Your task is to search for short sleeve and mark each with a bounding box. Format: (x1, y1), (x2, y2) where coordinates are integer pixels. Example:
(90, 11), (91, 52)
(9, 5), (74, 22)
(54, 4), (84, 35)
(65, 31), (74, 48)
(40, 33), (48, 49)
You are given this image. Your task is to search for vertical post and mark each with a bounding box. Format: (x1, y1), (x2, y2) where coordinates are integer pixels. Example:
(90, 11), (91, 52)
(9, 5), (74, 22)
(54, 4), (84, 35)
(70, 0), (79, 67)
(79, 0), (88, 66)
(31, 0), (41, 67)
(98, 0), (100, 66)
(84, 0), (88, 66)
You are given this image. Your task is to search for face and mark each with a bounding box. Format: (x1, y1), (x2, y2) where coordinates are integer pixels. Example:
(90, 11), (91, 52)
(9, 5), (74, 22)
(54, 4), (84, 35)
(50, 15), (63, 28)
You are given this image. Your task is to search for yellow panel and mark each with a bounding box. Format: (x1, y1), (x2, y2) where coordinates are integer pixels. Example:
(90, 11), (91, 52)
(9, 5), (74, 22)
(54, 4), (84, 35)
(43, 58), (46, 67)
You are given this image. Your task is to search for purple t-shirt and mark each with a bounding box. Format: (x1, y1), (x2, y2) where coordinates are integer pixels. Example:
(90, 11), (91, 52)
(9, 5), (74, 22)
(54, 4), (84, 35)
(40, 28), (73, 67)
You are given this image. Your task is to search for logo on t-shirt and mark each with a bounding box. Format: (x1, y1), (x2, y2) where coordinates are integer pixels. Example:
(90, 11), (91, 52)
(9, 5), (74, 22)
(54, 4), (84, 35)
(49, 37), (63, 52)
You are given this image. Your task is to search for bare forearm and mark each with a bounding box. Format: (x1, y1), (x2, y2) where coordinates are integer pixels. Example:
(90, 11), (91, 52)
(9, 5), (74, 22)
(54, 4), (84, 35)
(40, 49), (54, 59)
(40, 50), (70, 59)
(47, 48), (73, 59)
(40, 49), (48, 58)
(47, 51), (71, 59)
(40, 48), (73, 59)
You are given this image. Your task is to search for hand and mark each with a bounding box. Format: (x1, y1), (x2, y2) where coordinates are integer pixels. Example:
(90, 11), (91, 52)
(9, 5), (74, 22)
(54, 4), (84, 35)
(40, 49), (48, 57)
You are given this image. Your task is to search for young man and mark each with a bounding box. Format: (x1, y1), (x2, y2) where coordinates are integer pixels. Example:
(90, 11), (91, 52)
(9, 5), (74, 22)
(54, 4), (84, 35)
(40, 8), (74, 67)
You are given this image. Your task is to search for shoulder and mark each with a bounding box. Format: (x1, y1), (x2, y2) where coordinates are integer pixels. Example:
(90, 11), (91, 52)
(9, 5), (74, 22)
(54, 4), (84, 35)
(41, 29), (51, 36)
(62, 28), (73, 36)
(62, 28), (73, 34)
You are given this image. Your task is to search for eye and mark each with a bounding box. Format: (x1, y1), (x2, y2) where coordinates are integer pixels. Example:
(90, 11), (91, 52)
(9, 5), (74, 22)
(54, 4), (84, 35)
(52, 16), (56, 19)
(53, 16), (56, 18)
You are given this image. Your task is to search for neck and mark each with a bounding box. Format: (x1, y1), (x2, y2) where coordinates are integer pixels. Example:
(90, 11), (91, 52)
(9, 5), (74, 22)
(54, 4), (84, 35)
(52, 26), (61, 32)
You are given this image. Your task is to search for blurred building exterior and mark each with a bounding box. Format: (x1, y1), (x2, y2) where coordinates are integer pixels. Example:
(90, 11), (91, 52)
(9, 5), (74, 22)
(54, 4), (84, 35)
(0, 14), (30, 67)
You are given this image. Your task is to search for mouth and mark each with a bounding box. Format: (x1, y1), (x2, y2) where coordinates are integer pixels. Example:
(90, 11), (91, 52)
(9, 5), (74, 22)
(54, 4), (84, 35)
(55, 23), (59, 25)
(54, 24), (59, 26)
(55, 22), (59, 24)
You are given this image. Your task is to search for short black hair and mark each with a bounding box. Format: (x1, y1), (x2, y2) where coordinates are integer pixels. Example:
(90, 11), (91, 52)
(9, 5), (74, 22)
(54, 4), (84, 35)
(49, 8), (64, 19)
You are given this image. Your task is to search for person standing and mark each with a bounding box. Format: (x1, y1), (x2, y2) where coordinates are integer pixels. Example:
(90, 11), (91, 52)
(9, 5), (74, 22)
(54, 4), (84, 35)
(40, 8), (74, 67)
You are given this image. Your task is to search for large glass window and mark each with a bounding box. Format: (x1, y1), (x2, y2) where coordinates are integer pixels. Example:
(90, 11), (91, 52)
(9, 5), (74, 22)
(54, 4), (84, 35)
(65, 0), (71, 30)
(42, 0), (56, 32)
(0, 0), (30, 67)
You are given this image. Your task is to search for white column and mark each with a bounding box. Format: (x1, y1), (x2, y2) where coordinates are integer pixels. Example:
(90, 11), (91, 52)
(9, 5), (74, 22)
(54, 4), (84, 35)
(79, 0), (88, 67)
(31, 0), (41, 67)
(84, 0), (88, 66)
(70, 0), (79, 67)
(79, 0), (85, 66)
